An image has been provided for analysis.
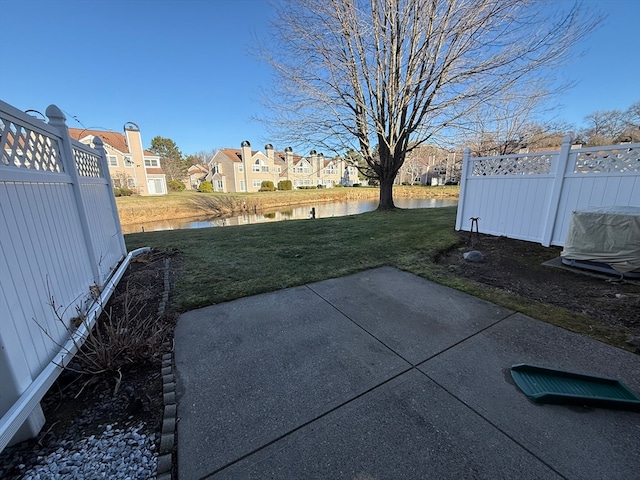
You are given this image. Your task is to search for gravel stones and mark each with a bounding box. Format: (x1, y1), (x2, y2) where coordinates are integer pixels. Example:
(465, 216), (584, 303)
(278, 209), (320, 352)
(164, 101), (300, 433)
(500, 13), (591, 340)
(4, 424), (156, 480)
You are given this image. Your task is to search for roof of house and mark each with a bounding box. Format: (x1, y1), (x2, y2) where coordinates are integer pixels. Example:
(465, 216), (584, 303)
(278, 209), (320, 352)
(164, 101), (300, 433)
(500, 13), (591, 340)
(188, 164), (209, 174)
(218, 148), (312, 165)
(217, 148), (251, 162)
(275, 152), (303, 164)
(69, 128), (128, 153)
(68, 128), (156, 156)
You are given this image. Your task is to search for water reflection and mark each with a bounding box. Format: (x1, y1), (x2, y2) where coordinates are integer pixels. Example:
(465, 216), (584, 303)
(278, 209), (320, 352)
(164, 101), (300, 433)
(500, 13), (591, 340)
(122, 198), (457, 234)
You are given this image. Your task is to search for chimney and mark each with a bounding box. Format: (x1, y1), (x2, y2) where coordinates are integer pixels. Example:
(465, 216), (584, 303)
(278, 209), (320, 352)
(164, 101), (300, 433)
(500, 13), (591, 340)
(309, 150), (317, 181)
(285, 147), (293, 175)
(265, 143), (274, 161)
(317, 152), (324, 179)
(241, 140), (252, 162)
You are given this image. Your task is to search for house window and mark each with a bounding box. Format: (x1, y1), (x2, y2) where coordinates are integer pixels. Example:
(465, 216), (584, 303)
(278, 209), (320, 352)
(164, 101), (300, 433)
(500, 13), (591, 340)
(239, 180), (246, 192)
(127, 178), (136, 188)
(113, 178), (122, 188)
(214, 180), (223, 190)
(277, 166), (281, 173)
(252, 159), (269, 173)
(213, 164), (220, 174)
(124, 155), (134, 167)
(108, 155), (118, 167)
(144, 158), (159, 167)
(253, 179), (262, 188)
(238, 165), (244, 172)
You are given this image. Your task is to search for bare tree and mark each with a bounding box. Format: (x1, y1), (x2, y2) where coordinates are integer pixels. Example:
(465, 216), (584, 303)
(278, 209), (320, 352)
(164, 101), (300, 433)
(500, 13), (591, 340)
(582, 110), (628, 145)
(621, 101), (640, 143)
(264, 0), (598, 209)
(186, 149), (218, 166)
(460, 89), (573, 156)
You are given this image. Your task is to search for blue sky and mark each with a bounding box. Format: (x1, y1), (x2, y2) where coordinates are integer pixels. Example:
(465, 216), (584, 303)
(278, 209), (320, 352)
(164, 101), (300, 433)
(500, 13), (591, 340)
(1, 0), (638, 156)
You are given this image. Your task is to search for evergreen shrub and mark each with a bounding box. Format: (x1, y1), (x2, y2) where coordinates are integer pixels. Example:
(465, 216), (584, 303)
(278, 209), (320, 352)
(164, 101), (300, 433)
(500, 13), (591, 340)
(198, 181), (213, 193)
(168, 180), (186, 192)
(259, 181), (276, 191)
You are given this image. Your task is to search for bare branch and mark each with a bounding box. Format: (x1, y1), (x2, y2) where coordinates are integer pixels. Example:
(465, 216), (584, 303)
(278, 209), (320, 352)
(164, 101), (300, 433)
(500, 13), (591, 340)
(261, 0), (600, 207)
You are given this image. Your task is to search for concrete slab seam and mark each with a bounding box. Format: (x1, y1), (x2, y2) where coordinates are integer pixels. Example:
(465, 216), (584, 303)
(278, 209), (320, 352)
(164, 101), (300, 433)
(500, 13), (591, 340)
(200, 365), (414, 479)
(416, 367), (565, 478)
(305, 285), (414, 365)
(413, 311), (518, 369)
(306, 284), (514, 367)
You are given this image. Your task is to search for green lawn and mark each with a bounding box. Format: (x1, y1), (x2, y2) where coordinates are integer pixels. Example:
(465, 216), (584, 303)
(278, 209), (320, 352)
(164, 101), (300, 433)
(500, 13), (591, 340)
(124, 205), (633, 350)
(125, 207), (459, 310)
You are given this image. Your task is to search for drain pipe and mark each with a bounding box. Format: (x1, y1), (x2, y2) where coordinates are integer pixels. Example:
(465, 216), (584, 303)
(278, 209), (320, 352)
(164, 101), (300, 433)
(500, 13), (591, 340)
(0, 247), (151, 452)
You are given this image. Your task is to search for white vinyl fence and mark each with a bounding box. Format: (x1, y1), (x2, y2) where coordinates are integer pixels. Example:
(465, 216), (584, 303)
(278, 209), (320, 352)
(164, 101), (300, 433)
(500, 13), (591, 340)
(0, 100), (127, 448)
(455, 135), (640, 246)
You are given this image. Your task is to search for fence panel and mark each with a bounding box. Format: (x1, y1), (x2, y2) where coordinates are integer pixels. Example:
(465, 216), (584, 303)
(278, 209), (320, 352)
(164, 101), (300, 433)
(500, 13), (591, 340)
(0, 100), (126, 446)
(456, 150), (558, 243)
(73, 138), (126, 285)
(456, 137), (640, 247)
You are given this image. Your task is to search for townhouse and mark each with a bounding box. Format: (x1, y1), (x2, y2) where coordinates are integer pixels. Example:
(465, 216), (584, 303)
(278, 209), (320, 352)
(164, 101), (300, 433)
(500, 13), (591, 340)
(69, 122), (167, 195)
(205, 141), (345, 192)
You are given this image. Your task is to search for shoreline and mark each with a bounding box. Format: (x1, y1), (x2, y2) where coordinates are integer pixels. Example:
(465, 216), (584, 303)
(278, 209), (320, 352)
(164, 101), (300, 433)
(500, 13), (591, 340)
(115, 185), (459, 226)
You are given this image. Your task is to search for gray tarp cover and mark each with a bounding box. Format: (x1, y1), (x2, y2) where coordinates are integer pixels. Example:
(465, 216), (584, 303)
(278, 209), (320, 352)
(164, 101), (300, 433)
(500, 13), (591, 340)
(561, 206), (640, 273)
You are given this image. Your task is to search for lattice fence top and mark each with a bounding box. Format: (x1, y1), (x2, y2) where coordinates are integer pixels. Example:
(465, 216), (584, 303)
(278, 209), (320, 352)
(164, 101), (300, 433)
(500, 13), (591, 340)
(472, 154), (552, 176)
(73, 147), (103, 178)
(573, 146), (640, 174)
(0, 117), (64, 173)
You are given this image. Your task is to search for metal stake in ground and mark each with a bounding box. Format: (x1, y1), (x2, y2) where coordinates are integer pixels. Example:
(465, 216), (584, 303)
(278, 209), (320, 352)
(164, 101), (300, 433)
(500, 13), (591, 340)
(469, 217), (480, 247)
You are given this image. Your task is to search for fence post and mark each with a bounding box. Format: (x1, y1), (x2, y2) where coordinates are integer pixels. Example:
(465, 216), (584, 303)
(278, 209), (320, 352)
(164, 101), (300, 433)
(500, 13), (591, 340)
(455, 148), (472, 231)
(45, 105), (101, 286)
(540, 134), (572, 247)
(92, 136), (127, 256)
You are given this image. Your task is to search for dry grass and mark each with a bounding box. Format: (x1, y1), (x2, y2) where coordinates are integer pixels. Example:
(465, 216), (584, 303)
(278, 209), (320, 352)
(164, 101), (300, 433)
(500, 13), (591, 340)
(115, 186), (460, 225)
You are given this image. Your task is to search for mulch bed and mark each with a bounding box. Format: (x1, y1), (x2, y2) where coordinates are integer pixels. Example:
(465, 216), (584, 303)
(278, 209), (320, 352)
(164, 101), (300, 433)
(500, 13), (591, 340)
(435, 231), (640, 351)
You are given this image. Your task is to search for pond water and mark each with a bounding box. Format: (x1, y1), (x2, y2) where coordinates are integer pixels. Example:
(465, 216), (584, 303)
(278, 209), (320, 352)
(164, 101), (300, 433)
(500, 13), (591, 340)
(121, 198), (458, 234)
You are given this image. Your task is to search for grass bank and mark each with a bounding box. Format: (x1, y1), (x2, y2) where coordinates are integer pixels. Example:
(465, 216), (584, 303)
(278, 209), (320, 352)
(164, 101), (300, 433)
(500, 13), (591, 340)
(116, 185), (459, 225)
(124, 206), (629, 350)
(125, 207), (459, 310)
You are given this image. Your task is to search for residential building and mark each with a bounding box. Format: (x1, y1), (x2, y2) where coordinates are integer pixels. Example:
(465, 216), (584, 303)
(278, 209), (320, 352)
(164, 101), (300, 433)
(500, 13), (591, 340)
(69, 122), (167, 195)
(187, 164), (209, 190)
(205, 141), (345, 192)
(341, 165), (361, 186)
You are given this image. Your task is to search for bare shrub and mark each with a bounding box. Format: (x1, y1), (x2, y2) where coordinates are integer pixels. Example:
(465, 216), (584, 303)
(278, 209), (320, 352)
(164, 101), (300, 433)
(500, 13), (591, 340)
(76, 280), (169, 374)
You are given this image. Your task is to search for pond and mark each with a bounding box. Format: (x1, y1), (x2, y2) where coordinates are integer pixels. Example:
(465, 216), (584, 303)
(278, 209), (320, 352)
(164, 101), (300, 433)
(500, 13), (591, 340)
(121, 198), (458, 234)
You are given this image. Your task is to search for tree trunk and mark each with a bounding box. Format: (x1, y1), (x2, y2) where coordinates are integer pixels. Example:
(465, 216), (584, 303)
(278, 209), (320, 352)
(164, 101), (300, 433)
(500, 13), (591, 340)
(378, 175), (396, 210)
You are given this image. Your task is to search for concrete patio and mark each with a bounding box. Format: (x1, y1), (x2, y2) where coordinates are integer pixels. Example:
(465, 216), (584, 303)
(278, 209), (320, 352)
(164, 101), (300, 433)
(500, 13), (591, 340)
(174, 267), (640, 479)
